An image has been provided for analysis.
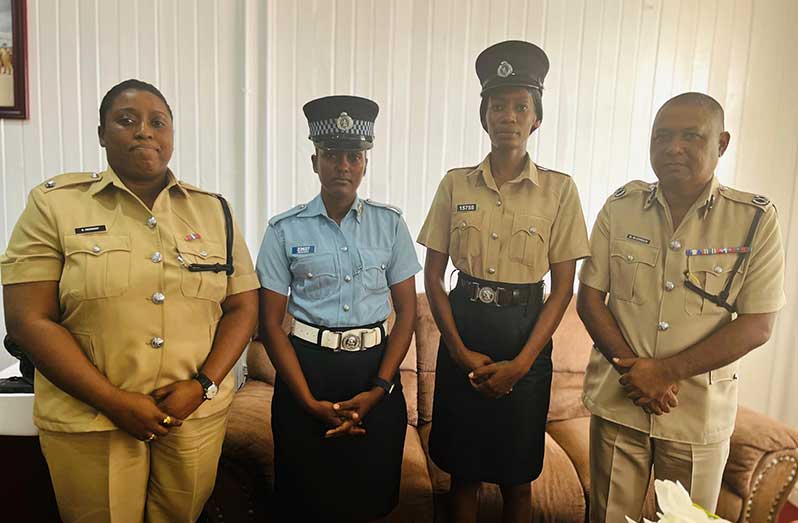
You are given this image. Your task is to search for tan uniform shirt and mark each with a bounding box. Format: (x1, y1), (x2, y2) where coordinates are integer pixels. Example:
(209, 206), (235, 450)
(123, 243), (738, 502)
(417, 154), (591, 282)
(1, 168), (259, 432)
(580, 177), (785, 444)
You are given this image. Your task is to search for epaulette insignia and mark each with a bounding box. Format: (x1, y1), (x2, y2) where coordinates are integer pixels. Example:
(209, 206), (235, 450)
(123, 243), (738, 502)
(364, 198), (402, 215)
(752, 195), (770, 206)
(178, 181), (219, 197)
(41, 172), (102, 192)
(613, 186), (626, 198)
(268, 204), (307, 226)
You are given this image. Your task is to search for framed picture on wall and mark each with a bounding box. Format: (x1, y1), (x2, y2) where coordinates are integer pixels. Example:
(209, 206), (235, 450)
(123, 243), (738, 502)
(0, 0), (27, 119)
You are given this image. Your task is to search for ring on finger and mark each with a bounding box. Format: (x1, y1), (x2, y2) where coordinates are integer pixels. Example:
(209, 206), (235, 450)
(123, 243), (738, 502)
(161, 415), (173, 426)
(145, 433), (156, 442)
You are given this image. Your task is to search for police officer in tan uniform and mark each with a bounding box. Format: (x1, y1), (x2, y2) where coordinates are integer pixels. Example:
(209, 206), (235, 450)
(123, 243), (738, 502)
(1, 79), (259, 523)
(578, 93), (785, 522)
(418, 41), (590, 523)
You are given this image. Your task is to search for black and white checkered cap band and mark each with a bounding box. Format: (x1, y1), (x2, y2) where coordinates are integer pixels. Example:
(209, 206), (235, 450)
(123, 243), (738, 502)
(308, 119), (375, 139)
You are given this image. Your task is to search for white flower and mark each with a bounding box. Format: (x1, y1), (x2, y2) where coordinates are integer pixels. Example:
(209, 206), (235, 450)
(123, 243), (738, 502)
(624, 480), (732, 523)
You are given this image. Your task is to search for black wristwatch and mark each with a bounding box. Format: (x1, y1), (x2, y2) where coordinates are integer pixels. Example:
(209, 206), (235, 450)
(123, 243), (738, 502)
(193, 373), (218, 400)
(372, 377), (395, 397)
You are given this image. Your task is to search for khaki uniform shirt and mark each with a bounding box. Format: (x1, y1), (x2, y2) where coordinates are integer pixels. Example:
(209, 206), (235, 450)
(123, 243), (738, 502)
(0, 168), (259, 432)
(417, 154), (591, 282)
(580, 177), (785, 444)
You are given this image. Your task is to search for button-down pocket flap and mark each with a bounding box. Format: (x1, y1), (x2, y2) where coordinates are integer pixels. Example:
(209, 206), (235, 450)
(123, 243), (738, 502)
(65, 235), (131, 256)
(512, 215), (549, 242)
(360, 248), (390, 270)
(291, 253), (336, 279)
(688, 255), (742, 278)
(709, 364), (738, 384)
(451, 212), (483, 233)
(610, 240), (659, 267)
(175, 237), (226, 260)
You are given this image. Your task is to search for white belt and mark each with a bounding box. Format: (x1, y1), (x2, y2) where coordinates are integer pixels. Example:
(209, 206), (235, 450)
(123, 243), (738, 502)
(291, 319), (388, 352)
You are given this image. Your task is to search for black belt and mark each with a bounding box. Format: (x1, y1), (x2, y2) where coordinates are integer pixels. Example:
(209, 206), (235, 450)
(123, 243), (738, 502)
(457, 272), (542, 307)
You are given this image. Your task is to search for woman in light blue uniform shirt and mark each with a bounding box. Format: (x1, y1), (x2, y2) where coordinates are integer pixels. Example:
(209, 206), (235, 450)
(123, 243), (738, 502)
(256, 95), (421, 522)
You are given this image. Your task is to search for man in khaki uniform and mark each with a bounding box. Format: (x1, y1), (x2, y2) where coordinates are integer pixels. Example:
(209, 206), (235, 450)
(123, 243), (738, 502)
(1, 80), (259, 523)
(577, 93), (785, 522)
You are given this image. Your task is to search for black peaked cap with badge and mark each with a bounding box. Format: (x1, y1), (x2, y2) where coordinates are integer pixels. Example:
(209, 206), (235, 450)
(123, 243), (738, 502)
(476, 40), (550, 95)
(303, 95), (379, 151)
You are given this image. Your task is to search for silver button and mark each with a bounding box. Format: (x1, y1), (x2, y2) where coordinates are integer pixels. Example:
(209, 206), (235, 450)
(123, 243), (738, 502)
(529, 227), (537, 234)
(147, 216), (157, 228)
(626, 255), (635, 262)
(380, 263), (386, 270)
(713, 265), (723, 274)
(151, 252), (162, 263)
(344, 275), (352, 282)
(496, 200), (502, 207)
(669, 240), (682, 250)
(664, 281), (675, 291)
(487, 267), (496, 274)
(44, 180), (56, 188)
(199, 250), (208, 258)
(343, 304), (350, 312)
(340, 246), (349, 252)
(460, 221), (467, 228)
(90, 172), (99, 179)
(151, 292), (165, 304)
(306, 272), (314, 279)
(91, 245), (101, 253)
(657, 321), (670, 331)
(491, 232), (499, 240)
(150, 337), (164, 349)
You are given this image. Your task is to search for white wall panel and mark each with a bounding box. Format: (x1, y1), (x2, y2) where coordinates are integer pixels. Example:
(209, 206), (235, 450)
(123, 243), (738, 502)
(0, 0), (797, 430)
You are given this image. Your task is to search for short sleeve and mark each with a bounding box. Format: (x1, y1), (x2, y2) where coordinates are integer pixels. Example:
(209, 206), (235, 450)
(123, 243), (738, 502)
(735, 208), (786, 314)
(386, 217), (422, 286)
(579, 201), (611, 292)
(255, 224), (292, 296)
(0, 189), (64, 284)
(416, 174), (453, 253)
(548, 178), (591, 264)
(226, 217), (260, 296)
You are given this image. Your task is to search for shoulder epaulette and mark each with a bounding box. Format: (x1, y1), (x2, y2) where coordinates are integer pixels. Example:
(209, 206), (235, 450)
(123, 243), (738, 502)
(447, 165), (480, 176)
(718, 186), (774, 210)
(268, 204), (307, 226)
(178, 180), (220, 197)
(611, 180), (653, 199)
(40, 172), (102, 193)
(364, 198), (402, 215)
(534, 164), (571, 177)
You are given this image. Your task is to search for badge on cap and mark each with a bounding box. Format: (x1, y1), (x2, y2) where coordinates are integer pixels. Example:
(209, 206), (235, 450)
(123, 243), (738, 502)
(497, 60), (514, 78)
(336, 112), (354, 131)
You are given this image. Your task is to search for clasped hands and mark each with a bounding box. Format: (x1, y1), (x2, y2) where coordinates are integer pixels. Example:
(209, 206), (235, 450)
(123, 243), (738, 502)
(458, 348), (524, 399)
(309, 388), (385, 439)
(613, 356), (680, 416)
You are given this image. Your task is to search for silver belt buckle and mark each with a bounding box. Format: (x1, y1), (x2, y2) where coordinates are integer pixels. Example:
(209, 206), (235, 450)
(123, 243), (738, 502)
(340, 331), (363, 351)
(477, 286), (496, 304)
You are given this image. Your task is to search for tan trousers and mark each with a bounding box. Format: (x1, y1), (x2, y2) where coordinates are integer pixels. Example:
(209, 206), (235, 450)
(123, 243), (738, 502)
(39, 410), (228, 523)
(589, 415), (730, 523)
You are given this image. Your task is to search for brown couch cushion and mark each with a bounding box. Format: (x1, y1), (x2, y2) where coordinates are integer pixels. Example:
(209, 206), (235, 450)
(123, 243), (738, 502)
(415, 294), (441, 425)
(547, 416), (591, 498)
(551, 299), (592, 374)
(389, 426), (434, 523)
(548, 371), (590, 422)
(222, 380), (275, 476)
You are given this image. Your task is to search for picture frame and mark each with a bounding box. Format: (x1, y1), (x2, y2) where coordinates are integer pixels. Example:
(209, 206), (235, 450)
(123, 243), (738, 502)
(0, 0), (28, 119)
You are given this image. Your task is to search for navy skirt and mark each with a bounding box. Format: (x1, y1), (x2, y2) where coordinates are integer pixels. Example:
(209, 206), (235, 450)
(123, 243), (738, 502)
(271, 324), (407, 522)
(429, 274), (552, 485)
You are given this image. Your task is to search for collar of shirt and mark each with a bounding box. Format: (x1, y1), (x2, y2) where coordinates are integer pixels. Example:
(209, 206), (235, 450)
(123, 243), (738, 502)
(297, 193), (364, 223)
(645, 175), (721, 220)
(467, 153), (540, 191)
(88, 167), (188, 200)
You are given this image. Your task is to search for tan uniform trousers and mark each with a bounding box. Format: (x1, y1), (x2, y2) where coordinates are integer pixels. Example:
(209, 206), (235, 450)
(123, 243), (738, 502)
(39, 410), (228, 523)
(589, 415), (730, 523)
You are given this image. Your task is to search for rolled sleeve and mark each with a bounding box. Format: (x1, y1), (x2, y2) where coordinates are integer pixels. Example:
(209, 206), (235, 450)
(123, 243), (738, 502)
(387, 217), (422, 286)
(417, 174), (453, 253)
(549, 178), (592, 264)
(226, 219), (260, 296)
(735, 208), (786, 314)
(579, 202), (611, 292)
(255, 224), (291, 296)
(1, 189), (64, 285)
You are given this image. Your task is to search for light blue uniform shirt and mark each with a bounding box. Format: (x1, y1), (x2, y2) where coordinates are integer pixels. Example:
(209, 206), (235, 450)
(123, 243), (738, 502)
(256, 194), (421, 328)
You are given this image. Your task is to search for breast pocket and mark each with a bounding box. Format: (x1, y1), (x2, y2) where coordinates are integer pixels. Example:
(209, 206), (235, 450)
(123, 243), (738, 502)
(609, 240), (659, 304)
(290, 253), (339, 300)
(509, 214), (551, 271)
(684, 256), (744, 316)
(63, 235), (131, 300)
(175, 237), (228, 302)
(449, 211), (484, 267)
(359, 248), (390, 293)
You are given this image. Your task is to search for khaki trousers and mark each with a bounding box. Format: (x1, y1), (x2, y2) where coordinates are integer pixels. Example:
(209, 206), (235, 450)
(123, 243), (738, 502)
(39, 410), (228, 523)
(589, 415), (730, 523)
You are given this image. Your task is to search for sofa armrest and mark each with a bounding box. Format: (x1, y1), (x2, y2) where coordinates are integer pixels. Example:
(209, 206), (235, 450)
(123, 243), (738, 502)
(722, 406), (798, 523)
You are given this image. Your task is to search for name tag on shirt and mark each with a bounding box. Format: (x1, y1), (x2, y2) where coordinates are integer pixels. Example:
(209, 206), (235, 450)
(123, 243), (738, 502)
(626, 234), (650, 244)
(457, 203), (477, 212)
(75, 225), (107, 234)
(291, 245), (316, 255)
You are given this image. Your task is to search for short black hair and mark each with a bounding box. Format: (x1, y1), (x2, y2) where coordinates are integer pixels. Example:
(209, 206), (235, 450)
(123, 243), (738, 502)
(480, 87), (543, 133)
(99, 79), (173, 128)
(657, 92), (725, 131)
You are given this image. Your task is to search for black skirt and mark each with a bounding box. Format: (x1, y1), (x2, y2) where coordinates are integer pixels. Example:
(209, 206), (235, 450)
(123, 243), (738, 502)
(271, 324), (407, 522)
(429, 274), (552, 485)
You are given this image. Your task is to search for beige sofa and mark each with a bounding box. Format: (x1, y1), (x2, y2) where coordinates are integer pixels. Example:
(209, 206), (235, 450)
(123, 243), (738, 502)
(204, 294), (798, 522)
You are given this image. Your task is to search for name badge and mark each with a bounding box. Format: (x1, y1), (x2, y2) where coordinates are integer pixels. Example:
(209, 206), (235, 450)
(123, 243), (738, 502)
(291, 245), (316, 255)
(457, 203), (477, 212)
(626, 234), (650, 244)
(75, 225), (107, 234)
